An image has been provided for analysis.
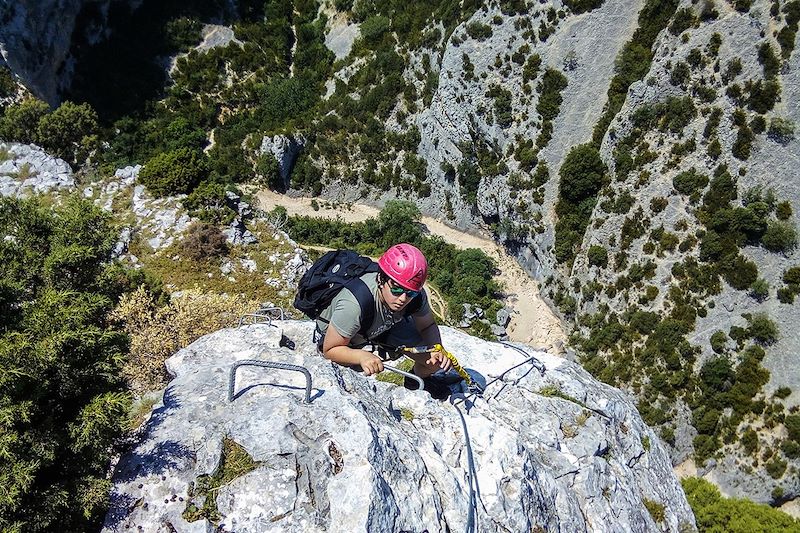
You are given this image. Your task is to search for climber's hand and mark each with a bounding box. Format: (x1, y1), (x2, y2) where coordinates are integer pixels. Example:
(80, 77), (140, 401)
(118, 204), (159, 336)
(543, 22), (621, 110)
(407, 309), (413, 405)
(426, 349), (453, 373)
(359, 353), (385, 376)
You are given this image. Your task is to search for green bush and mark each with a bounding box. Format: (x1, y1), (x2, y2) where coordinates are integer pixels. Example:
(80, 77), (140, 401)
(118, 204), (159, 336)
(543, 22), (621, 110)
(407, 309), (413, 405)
(360, 15), (391, 44)
(762, 221), (798, 254)
(758, 42), (781, 79)
(466, 22), (493, 40)
(769, 118), (795, 144)
(0, 98), (50, 144)
(183, 181), (238, 224)
(747, 312), (779, 345)
(555, 144), (607, 264)
(669, 7), (696, 35)
(486, 84), (513, 127)
(34, 101), (100, 165)
(139, 148), (208, 197)
(747, 79), (781, 114)
(710, 330), (728, 353)
(564, 0), (604, 14)
(786, 414), (800, 442)
(749, 278), (769, 301)
(587, 245), (609, 268)
(673, 168), (709, 195)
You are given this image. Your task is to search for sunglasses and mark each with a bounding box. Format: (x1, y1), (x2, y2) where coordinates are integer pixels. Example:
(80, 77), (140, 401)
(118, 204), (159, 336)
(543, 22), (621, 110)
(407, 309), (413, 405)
(387, 280), (419, 298)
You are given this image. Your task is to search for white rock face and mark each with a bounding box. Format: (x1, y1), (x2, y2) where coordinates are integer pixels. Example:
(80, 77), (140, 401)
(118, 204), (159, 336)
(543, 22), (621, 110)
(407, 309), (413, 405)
(258, 134), (305, 189)
(324, 14), (360, 60)
(0, 142), (74, 197)
(103, 322), (695, 532)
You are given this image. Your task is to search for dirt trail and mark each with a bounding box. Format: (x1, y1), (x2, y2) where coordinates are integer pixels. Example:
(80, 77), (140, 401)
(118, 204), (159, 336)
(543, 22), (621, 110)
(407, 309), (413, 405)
(257, 189), (566, 351)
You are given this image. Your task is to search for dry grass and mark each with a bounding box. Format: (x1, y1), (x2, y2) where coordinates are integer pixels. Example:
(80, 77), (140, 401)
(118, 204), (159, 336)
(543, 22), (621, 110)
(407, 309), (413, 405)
(112, 287), (260, 393)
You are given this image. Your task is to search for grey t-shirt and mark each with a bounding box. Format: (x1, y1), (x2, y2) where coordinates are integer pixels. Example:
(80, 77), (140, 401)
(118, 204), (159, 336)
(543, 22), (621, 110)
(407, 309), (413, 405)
(316, 272), (430, 346)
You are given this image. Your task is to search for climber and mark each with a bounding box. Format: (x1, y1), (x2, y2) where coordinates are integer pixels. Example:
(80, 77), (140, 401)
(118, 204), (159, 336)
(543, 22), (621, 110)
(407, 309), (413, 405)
(311, 243), (454, 389)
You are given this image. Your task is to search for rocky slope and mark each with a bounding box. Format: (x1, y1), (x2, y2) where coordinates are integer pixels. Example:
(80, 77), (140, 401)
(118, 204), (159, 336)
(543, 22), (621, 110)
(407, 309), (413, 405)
(102, 322), (695, 532)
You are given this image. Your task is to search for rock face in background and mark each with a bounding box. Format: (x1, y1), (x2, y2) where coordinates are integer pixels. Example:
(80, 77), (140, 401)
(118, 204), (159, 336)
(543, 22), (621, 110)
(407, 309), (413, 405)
(0, 0), (122, 105)
(102, 322), (695, 532)
(412, 0), (643, 279)
(258, 134), (305, 190)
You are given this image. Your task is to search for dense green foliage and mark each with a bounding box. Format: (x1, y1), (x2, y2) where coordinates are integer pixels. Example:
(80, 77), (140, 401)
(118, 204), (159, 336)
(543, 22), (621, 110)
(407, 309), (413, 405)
(284, 201), (501, 325)
(0, 99), (99, 167)
(138, 148), (209, 196)
(0, 197), (137, 531)
(555, 144), (607, 265)
(682, 477), (800, 532)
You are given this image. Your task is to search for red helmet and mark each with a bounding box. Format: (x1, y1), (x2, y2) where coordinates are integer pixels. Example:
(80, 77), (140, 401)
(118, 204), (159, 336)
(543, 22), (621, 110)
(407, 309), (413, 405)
(378, 243), (428, 291)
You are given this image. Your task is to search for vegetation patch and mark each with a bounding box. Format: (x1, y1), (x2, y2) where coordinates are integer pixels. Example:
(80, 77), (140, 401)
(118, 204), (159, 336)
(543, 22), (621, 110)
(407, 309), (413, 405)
(682, 477), (800, 530)
(183, 437), (262, 523)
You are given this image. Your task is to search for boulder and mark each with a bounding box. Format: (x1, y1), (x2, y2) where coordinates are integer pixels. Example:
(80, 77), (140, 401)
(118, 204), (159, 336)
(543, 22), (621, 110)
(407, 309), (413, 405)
(103, 322), (696, 532)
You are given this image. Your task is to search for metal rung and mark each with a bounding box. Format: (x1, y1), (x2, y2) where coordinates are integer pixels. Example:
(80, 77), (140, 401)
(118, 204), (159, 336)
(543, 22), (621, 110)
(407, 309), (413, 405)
(238, 313), (274, 327)
(258, 306), (286, 320)
(237, 307), (287, 327)
(229, 359), (313, 404)
(383, 364), (424, 391)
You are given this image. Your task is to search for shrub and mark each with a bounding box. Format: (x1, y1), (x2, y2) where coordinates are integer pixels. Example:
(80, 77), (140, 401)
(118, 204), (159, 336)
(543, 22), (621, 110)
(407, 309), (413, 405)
(721, 254), (758, 290)
(0, 196), (133, 531)
(786, 414), (800, 442)
(179, 222), (229, 262)
(758, 42), (781, 79)
(360, 15), (391, 44)
(710, 330), (728, 353)
(0, 97), (50, 144)
(768, 118), (795, 144)
(139, 148), (208, 196)
(766, 457), (788, 479)
(564, 0), (604, 14)
(111, 287), (259, 393)
(35, 101), (99, 165)
(587, 245), (609, 268)
(747, 79), (781, 114)
(466, 22), (493, 40)
(673, 168), (708, 195)
(732, 122), (754, 161)
(747, 312), (779, 345)
(555, 144), (607, 264)
(762, 221), (798, 253)
(669, 7), (696, 35)
(749, 278), (769, 301)
(183, 181), (238, 225)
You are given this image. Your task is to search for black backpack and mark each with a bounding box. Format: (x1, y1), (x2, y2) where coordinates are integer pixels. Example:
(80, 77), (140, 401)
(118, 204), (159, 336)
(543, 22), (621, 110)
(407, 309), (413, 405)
(293, 249), (422, 339)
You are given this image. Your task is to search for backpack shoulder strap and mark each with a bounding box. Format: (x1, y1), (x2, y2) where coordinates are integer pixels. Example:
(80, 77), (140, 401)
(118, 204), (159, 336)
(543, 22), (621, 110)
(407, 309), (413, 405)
(345, 276), (376, 339)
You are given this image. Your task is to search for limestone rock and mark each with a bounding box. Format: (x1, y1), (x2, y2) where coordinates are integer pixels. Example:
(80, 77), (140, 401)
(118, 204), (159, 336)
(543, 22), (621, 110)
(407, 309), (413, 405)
(258, 134), (305, 190)
(0, 142), (74, 197)
(103, 322), (695, 532)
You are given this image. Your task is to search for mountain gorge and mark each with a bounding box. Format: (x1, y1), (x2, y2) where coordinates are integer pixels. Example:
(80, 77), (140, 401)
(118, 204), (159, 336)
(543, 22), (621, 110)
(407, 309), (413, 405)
(1, 0), (800, 527)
